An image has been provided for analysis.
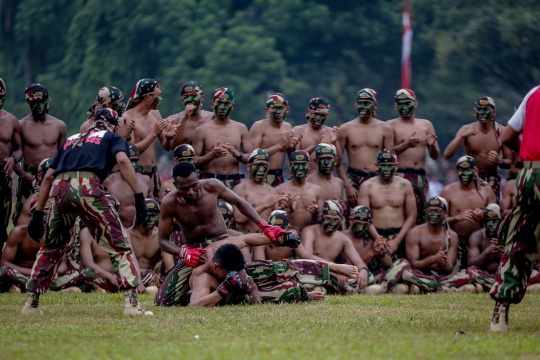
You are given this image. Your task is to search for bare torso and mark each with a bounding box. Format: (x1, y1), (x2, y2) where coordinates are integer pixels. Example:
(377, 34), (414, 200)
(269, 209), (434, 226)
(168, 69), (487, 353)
(128, 227), (160, 270)
(388, 118), (434, 169)
(361, 177), (410, 229)
(16, 193), (38, 226)
(169, 109), (214, 147)
(293, 124), (334, 174)
(469, 229), (500, 273)
(126, 109), (162, 167)
(463, 122), (503, 173)
(0, 109), (18, 167)
(233, 180), (277, 231)
(305, 225), (344, 262)
(343, 229), (373, 263)
(6, 226), (43, 269)
(275, 180), (322, 233)
(19, 114), (66, 167)
(250, 119), (293, 170)
(306, 172), (343, 202)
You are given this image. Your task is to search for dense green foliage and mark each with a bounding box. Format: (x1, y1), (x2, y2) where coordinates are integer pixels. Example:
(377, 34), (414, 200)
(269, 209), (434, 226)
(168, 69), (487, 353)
(1, 0), (539, 147)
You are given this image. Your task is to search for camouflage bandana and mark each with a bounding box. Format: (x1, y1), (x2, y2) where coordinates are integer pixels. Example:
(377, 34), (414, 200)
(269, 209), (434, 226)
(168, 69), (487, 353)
(475, 96), (496, 110)
(180, 81), (202, 96)
(322, 200), (344, 219)
(94, 108), (119, 131)
(212, 87), (235, 103)
(395, 88), (416, 102)
(351, 205), (372, 222)
(426, 196), (448, 212)
(128, 144), (140, 159)
(307, 97), (330, 115)
(376, 149), (397, 164)
(0, 78), (5, 95)
(88, 86), (124, 116)
(218, 200), (234, 227)
(248, 148), (269, 164)
(484, 203), (503, 220)
(174, 144), (196, 160)
(146, 198), (161, 216)
(315, 143), (336, 159)
(355, 88), (378, 103)
(34, 158), (52, 192)
(268, 210), (290, 230)
(290, 150), (309, 163)
(266, 93), (288, 108)
(106, 194), (120, 213)
(126, 78), (161, 110)
(25, 83), (49, 102)
(456, 155), (477, 170)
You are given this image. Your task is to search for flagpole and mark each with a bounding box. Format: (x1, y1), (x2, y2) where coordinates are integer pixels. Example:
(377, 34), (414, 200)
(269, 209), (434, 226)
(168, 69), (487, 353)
(402, 1), (412, 89)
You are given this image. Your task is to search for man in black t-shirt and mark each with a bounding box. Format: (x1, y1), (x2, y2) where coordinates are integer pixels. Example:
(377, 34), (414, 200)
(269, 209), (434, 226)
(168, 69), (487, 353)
(22, 108), (152, 316)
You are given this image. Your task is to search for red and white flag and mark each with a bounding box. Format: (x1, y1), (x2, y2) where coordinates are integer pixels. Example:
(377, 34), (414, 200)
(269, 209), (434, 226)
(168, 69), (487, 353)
(401, 1), (412, 89)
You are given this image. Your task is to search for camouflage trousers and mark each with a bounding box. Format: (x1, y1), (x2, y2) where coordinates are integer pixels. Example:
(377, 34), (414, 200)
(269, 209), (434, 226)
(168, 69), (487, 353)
(0, 265), (82, 292)
(396, 168), (429, 225)
(138, 165), (161, 199)
(266, 170), (284, 187)
(455, 235), (469, 271)
(12, 165), (37, 225)
(49, 266), (83, 292)
(368, 228), (403, 273)
(479, 170), (501, 202)
(154, 234), (229, 306)
(81, 268), (158, 292)
(27, 172), (139, 294)
(0, 169), (12, 249)
(202, 173), (244, 190)
(347, 167), (376, 190)
(369, 258), (410, 291)
(490, 165), (540, 304)
(468, 266), (540, 292)
(402, 267), (474, 292)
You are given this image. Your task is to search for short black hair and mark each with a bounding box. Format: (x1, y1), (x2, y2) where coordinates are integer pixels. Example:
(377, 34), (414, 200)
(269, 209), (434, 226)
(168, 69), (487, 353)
(173, 162), (197, 179)
(212, 244), (245, 272)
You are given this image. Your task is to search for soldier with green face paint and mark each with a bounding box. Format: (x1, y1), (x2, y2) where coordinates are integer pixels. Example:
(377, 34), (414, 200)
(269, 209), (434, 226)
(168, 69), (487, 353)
(249, 93), (296, 187)
(440, 156), (496, 271)
(444, 96), (512, 202)
(193, 87), (252, 190)
(233, 148), (291, 235)
(307, 143), (345, 206)
(388, 89), (439, 224)
(13, 83), (67, 226)
(167, 81), (214, 150)
(0, 78), (23, 249)
(402, 196), (476, 293)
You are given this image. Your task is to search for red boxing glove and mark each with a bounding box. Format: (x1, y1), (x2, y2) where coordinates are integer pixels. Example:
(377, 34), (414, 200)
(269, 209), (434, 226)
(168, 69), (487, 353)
(179, 246), (203, 268)
(257, 219), (286, 242)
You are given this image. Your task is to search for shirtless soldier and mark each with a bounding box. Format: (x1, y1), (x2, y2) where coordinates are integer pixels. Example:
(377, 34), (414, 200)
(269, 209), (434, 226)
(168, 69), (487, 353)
(0, 78), (22, 248)
(154, 161), (287, 306)
(125, 78), (179, 198)
(17, 158), (51, 226)
(439, 156), (496, 270)
(167, 81), (214, 148)
(388, 89), (440, 224)
(307, 143), (344, 202)
(443, 96), (511, 201)
(249, 93), (295, 186)
(13, 83), (67, 225)
(337, 88), (394, 205)
(402, 196), (475, 293)
(103, 145), (153, 227)
(193, 87), (251, 189)
(358, 149), (416, 261)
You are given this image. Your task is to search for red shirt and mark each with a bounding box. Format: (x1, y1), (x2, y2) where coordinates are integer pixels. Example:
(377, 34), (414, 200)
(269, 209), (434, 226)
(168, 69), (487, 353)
(508, 86), (540, 161)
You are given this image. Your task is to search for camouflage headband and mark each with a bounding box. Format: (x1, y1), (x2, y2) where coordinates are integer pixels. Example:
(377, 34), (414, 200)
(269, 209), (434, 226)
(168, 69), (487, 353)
(308, 97), (330, 113)
(180, 81), (202, 96)
(25, 83), (49, 102)
(212, 87), (235, 103)
(484, 203), (503, 220)
(377, 149), (397, 164)
(268, 210), (290, 229)
(266, 93), (288, 108)
(351, 205), (372, 222)
(475, 96), (496, 110)
(218, 200), (234, 220)
(395, 88), (416, 102)
(128, 144), (140, 159)
(322, 200), (344, 218)
(174, 144), (196, 159)
(94, 108), (119, 127)
(356, 88), (378, 103)
(426, 196), (448, 212)
(456, 155), (477, 170)
(290, 150), (309, 163)
(0, 78), (5, 95)
(106, 194), (120, 213)
(129, 78), (161, 100)
(97, 86), (123, 105)
(315, 143), (336, 159)
(146, 198), (161, 215)
(248, 148), (269, 164)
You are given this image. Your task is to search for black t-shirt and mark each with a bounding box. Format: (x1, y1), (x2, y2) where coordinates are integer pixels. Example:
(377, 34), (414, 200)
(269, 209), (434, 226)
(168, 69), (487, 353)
(50, 130), (129, 182)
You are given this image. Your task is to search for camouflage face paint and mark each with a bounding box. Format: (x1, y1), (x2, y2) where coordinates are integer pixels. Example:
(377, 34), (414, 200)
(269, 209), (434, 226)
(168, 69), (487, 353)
(113, 100), (125, 117)
(291, 162), (309, 180)
(250, 162), (269, 183)
(378, 163), (396, 181)
(151, 95), (162, 110)
(322, 215), (341, 234)
(351, 221), (370, 238)
(457, 168), (475, 185)
(476, 106), (494, 124)
(30, 100), (48, 118)
(181, 92), (202, 111)
(318, 156), (335, 175)
(355, 100), (375, 119)
(214, 99), (233, 120)
(309, 113), (327, 129)
(426, 207), (445, 226)
(396, 100), (415, 118)
(268, 105), (287, 123)
(484, 219), (501, 238)
(143, 214), (159, 230)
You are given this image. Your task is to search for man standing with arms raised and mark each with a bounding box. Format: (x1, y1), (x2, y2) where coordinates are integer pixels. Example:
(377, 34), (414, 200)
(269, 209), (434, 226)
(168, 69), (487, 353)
(388, 89), (439, 224)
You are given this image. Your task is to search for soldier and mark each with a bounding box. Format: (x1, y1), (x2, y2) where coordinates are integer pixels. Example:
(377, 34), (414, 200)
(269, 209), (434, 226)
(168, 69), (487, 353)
(23, 108), (151, 316)
(307, 143), (344, 202)
(16, 158), (51, 226)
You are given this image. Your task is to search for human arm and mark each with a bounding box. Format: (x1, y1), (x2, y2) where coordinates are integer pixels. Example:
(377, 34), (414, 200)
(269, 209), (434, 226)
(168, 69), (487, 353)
(217, 182), (261, 224)
(388, 182), (417, 254)
(3, 117), (22, 176)
(157, 197), (178, 256)
(189, 273), (224, 307)
(393, 131), (427, 156)
(342, 237), (369, 289)
(500, 183), (515, 213)
(0, 227), (33, 276)
(192, 127), (228, 167)
(133, 117), (169, 155)
(425, 123), (440, 160)
(116, 152), (141, 194)
(405, 229), (442, 271)
(443, 125), (476, 159)
(162, 252), (175, 272)
(58, 122), (67, 150)
(79, 229), (118, 285)
(500, 126), (521, 153)
(467, 233), (488, 267)
(252, 245), (266, 260)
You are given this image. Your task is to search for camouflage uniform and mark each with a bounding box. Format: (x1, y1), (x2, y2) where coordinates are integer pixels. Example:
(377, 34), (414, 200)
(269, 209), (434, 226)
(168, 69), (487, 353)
(138, 165), (160, 198)
(455, 235), (469, 271)
(12, 165), (37, 224)
(402, 267), (474, 292)
(154, 233), (229, 306)
(202, 173), (244, 190)
(265, 170), (284, 187)
(0, 169), (11, 247)
(479, 171), (501, 202)
(368, 258), (410, 291)
(26, 172), (139, 293)
(468, 266), (540, 291)
(346, 167), (376, 190)
(81, 268), (158, 292)
(490, 163), (540, 304)
(396, 168), (429, 224)
(0, 266), (28, 292)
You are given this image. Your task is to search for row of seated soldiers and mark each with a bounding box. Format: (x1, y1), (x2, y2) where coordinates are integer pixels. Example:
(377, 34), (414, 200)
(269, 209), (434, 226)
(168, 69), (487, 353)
(2, 145), (537, 297)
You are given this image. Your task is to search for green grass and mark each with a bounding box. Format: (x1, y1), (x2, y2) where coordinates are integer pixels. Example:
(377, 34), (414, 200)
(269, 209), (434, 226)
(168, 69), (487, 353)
(1, 293), (540, 359)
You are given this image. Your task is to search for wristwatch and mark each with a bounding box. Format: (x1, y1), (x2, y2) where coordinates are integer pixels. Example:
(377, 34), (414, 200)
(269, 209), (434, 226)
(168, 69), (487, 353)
(235, 151), (243, 160)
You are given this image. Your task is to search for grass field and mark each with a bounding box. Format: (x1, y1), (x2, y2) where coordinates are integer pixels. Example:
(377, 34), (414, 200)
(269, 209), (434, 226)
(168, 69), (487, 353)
(1, 293), (540, 359)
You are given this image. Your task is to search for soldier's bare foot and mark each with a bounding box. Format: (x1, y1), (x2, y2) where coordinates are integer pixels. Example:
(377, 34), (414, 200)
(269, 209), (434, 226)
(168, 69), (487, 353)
(308, 291), (326, 301)
(328, 263), (359, 278)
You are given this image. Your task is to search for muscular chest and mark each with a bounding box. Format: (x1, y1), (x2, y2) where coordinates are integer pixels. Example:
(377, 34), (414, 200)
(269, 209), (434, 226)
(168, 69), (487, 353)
(17, 240), (41, 262)
(177, 203), (217, 228)
(448, 190), (485, 215)
(466, 132), (500, 154)
(300, 129), (331, 149)
(22, 123), (58, 147)
(0, 121), (14, 142)
(370, 185), (404, 208)
(260, 127), (286, 148)
(133, 118), (155, 142)
(348, 127), (382, 149)
(419, 236), (446, 257)
(205, 127), (241, 150)
(313, 239), (341, 260)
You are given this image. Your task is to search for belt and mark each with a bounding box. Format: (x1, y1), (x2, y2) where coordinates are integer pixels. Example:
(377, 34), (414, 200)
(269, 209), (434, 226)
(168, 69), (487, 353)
(185, 233), (229, 249)
(204, 173), (245, 180)
(523, 161), (540, 169)
(347, 167), (376, 177)
(56, 171), (98, 180)
(139, 165), (158, 173)
(267, 169), (283, 176)
(398, 168), (426, 175)
(376, 227), (401, 236)
(23, 164), (39, 175)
